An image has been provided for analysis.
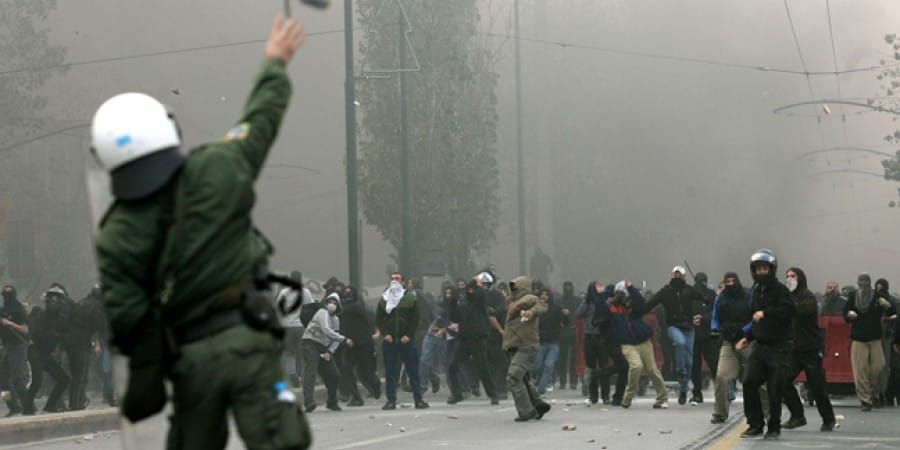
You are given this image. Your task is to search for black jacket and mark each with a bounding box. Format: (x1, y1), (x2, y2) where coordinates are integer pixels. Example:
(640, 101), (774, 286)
(538, 300), (569, 343)
(711, 288), (751, 344)
(340, 291), (375, 347)
(843, 293), (896, 342)
(792, 288), (823, 351)
(693, 284), (717, 340)
(648, 281), (704, 330)
(744, 281), (795, 345)
(449, 287), (491, 338)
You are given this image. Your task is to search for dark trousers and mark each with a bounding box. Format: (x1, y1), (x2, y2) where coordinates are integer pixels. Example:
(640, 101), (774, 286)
(448, 337), (496, 399)
(301, 340), (340, 407)
(445, 339), (470, 393)
(24, 347), (70, 413)
(64, 345), (90, 411)
(0, 343), (29, 412)
(691, 337), (720, 397)
(743, 342), (791, 431)
(557, 334), (578, 388)
(339, 344), (381, 401)
(783, 349), (835, 423)
(487, 336), (508, 395)
(383, 340), (423, 403)
(585, 334), (627, 402)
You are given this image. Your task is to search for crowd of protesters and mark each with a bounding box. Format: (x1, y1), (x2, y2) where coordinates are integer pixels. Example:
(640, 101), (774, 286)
(0, 283), (115, 416)
(275, 250), (900, 431)
(2, 249), (898, 432)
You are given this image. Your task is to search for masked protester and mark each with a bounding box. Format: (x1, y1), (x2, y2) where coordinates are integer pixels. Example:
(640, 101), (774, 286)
(502, 276), (551, 422)
(338, 285), (381, 405)
(844, 273), (897, 411)
(689, 272), (719, 405)
(376, 273), (429, 410)
(22, 292), (71, 414)
(709, 272), (767, 424)
(301, 293), (350, 412)
(556, 281), (580, 390)
(781, 268), (836, 432)
(647, 266), (705, 405)
(445, 272), (500, 406)
(736, 249), (796, 440)
(0, 285), (30, 416)
(598, 281), (669, 409)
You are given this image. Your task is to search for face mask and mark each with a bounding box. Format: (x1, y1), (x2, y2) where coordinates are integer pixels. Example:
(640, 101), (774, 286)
(670, 278), (686, 290)
(1, 292), (14, 302)
(785, 278), (798, 292)
(723, 285), (738, 296)
(326, 303), (338, 314)
(613, 291), (627, 304)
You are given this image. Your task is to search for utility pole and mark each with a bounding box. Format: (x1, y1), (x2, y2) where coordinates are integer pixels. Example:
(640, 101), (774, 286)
(514, 0), (526, 276)
(399, 1), (413, 277)
(344, 0), (361, 289)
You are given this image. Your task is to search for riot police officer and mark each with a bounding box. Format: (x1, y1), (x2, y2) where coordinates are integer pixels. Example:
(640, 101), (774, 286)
(92, 15), (310, 450)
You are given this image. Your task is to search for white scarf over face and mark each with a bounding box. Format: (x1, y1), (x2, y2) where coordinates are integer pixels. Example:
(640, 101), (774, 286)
(383, 281), (406, 314)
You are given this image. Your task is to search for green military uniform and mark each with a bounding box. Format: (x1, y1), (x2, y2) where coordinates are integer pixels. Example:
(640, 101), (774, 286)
(96, 58), (311, 450)
(502, 276), (548, 419)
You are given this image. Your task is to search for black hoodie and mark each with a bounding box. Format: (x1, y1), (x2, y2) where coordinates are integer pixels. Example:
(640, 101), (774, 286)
(787, 268), (823, 351)
(340, 287), (375, 347)
(558, 281), (579, 340)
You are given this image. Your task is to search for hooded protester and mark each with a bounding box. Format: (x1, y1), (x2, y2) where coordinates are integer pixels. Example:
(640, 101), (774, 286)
(445, 272), (500, 406)
(533, 289), (568, 395)
(781, 267), (836, 432)
(338, 285), (381, 406)
(418, 284), (452, 397)
(596, 280), (669, 409)
(647, 266), (705, 405)
(877, 278), (900, 406)
(736, 249), (795, 440)
(22, 292), (71, 414)
(844, 273), (897, 411)
(301, 293), (350, 412)
(690, 272), (719, 405)
(556, 281), (580, 391)
(0, 285), (29, 416)
(577, 281), (628, 405)
(375, 272), (429, 410)
(710, 272), (765, 424)
(502, 276), (551, 422)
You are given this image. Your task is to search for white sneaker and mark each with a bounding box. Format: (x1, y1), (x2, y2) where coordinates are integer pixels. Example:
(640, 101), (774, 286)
(546, 386), (554, 393)
(653, 402), (669, 409)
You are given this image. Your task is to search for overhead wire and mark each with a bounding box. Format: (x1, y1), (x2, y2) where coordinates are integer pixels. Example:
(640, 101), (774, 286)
(0, 29), (346, 76)
(480, 32), (900, 76)
(783, 0), (827, 147)
(825, 0), (849, 141)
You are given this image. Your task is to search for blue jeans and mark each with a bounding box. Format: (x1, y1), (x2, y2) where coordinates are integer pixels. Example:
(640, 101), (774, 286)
(667, 326), (694, 392)
(419, 334), (447, 390)
(533, 341), (560, 395)
(383, 340), (423, 403)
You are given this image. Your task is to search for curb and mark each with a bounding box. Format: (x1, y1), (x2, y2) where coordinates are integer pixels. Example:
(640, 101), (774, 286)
(0, 409), (120, 446)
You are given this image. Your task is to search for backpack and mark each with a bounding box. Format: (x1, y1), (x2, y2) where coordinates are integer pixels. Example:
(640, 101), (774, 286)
(299, 302), (321, 327)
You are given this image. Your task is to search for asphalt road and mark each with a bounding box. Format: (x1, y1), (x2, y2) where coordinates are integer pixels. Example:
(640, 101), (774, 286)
(8, 390), (896, 450)
(5, 387), (735, 450)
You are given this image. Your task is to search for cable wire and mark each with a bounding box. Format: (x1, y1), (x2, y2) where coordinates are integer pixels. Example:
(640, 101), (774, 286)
(783, 0), (827, 147)
(0, 29), (345, 76)
(825, 0), (849, 141)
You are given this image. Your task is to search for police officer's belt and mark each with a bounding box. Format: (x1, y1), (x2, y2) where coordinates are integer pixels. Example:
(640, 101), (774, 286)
(175, 309), (244, 345)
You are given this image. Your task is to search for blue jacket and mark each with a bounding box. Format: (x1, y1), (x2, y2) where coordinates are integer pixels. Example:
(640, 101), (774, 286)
(596, 286), (653, 345)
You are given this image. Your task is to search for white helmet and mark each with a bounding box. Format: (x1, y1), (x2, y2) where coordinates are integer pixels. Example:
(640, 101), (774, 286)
(476, 272), (494, 286)
(91, 93), (184, 200)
